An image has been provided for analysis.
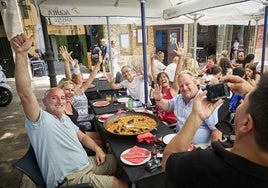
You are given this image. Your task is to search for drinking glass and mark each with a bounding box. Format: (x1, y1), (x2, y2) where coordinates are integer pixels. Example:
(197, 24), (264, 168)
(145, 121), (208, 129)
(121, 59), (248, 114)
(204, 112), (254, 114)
(106, 94), (112, 102)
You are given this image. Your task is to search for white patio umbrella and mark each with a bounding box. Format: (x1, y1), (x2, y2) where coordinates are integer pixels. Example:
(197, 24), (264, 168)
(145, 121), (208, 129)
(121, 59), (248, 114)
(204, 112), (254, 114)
(163, 0), (267, 66)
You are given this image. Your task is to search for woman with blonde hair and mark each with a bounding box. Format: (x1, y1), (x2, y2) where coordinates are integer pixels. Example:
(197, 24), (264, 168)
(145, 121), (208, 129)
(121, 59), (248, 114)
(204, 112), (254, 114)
(182, 57), (199, 76)
(59, 46), (104, 148)
(57, 78), (104, 148)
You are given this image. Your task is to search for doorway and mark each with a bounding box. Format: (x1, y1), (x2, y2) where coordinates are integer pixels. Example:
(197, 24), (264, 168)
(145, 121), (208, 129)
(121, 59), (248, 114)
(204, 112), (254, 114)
(154, 25), (183, 65)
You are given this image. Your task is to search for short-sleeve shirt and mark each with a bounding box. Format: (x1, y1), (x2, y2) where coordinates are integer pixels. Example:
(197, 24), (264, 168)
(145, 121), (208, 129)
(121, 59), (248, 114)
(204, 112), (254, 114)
(166, 141), (268, 188)
(25, 109), (89, 187)
(168, 90), (219, 145)
(165, 63), (177, 82)
(154, 59), (166, 74)
(121, 75), (151, 104)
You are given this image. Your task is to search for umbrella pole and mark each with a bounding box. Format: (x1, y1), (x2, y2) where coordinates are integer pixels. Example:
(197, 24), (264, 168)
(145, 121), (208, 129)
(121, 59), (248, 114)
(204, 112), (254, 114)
(193, 16), (198, 63)
(261, 5), (268, 75)
(140, 0), (149, 105)
(106, 16), (113, 77)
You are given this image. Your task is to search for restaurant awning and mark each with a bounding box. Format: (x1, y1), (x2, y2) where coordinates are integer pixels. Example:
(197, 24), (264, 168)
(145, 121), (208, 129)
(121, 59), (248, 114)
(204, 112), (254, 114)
(36, 0), (183, 103)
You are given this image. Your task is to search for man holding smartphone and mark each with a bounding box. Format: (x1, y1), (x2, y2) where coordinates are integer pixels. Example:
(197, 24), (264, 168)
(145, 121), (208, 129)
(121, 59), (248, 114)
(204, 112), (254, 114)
(162, 74), (268, 188)
(153, 71), (222, 145)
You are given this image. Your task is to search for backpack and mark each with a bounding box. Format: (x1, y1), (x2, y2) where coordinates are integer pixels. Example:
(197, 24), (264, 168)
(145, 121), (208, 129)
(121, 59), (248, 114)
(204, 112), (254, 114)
(91, 46), (100, 63)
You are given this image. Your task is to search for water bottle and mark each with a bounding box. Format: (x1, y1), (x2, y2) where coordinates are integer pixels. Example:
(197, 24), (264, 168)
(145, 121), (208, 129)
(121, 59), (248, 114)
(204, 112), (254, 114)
(128, 96), (133, 110)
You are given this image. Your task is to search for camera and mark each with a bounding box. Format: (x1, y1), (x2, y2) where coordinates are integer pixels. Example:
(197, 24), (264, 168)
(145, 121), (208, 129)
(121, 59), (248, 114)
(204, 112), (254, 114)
(206, 83), (230, 102)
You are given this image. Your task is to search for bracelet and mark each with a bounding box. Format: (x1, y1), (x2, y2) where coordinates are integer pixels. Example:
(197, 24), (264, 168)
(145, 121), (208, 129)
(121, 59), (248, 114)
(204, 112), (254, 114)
(73, 67), (81, 75)
(70, 61), (76, 67)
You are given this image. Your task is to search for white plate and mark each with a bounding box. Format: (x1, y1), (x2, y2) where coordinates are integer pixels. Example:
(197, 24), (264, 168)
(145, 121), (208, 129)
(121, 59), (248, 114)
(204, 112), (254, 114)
(117, 97), (129, 103)
(98, 114), (114, 123)
(163, 133), (176, 145)
(92, 101), (110, 107)
(120, 148), (151, 166)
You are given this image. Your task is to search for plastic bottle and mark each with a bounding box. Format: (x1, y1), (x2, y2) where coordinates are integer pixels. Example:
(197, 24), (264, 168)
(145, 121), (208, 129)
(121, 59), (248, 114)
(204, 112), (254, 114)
(128, 96), (133, 109)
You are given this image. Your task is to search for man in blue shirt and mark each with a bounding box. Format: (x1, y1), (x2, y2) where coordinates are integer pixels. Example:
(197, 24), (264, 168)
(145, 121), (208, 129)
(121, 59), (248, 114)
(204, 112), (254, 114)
(153, 71), (222, 145)
(11, 33), (128, 188)
(162, 75), (268, 188)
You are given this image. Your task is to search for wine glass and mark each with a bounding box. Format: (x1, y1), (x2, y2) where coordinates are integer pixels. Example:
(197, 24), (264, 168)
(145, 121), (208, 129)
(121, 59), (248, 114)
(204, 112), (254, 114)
(112, 94), (119, 105)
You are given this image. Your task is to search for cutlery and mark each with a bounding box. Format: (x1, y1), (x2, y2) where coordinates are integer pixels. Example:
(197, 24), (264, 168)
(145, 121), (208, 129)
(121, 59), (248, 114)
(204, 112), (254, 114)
(125, 124), (157, 130)
(124, 154), (150, 159)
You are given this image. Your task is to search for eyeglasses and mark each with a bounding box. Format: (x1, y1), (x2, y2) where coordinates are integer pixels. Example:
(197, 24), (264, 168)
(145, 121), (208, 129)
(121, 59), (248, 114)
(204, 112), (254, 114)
(122, 69), (131, 74)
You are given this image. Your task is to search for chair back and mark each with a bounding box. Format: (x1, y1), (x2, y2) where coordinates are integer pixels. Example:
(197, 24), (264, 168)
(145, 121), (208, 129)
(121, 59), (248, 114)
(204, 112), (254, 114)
(13, 145), (46, 188)
(216, 98), (235, 135)
(13, 146), (94, 188)
(216, 98), (236, 147)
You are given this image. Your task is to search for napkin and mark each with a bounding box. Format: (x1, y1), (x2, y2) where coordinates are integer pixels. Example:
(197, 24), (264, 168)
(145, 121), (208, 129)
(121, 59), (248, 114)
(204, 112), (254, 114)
(98, 114), (113, 122)
(121, 146), (151, 164)
(137, 132), (155, 143)
(116, 109), (127, 115)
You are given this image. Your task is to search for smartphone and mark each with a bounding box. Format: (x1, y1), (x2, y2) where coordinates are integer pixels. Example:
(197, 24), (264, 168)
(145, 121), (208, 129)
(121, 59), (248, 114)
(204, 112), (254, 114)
(206, 83), (230, 102)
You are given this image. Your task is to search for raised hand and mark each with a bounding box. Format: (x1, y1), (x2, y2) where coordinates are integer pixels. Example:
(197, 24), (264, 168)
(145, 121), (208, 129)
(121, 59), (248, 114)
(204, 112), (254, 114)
(192, 91), (223, 121)
(220, 75), (253, 95)
(174, 42), (184, 57)
(133, 66), (144, 76)
(10, 33), (34, 53)
(59, 46), (73, 62)
(150, 47), (157, 60)
(106, 73), (114, 83)
(152, 84), (164, 101)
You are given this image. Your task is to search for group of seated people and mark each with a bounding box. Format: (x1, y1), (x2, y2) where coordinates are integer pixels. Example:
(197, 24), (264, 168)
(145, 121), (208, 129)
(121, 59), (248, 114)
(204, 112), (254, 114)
(11, 33), (268, 188)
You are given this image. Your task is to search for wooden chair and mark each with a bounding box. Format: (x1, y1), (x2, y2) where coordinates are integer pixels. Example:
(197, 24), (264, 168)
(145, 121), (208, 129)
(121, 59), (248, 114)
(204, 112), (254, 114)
(13, 145), (93, 188)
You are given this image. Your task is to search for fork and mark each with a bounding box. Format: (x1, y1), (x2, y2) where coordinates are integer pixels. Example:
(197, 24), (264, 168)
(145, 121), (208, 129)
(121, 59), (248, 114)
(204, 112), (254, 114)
(125, 124), (157, 130)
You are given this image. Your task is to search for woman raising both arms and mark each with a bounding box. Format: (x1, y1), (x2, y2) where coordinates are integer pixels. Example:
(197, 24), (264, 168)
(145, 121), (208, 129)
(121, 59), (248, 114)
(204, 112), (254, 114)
(151, 43), (184, 124)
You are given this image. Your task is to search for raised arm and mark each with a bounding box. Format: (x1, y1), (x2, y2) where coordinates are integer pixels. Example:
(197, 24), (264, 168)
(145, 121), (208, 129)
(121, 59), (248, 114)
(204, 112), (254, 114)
(171, 43), (184, 93)
(220, 75), (253, 95)
(10, 34), (40, 122)
(150, 50), (158, 83)
(81, 60), (102, 91)
(133, 65), (144, 77)
(106, 73), (123, 89)
(171, 56), (182, 94)
(59, 46), (74, 80)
